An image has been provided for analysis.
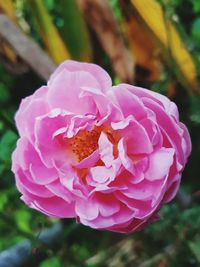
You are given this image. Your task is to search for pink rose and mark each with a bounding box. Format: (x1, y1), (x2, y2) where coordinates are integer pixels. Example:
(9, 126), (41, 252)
(12, 60), (191, 233)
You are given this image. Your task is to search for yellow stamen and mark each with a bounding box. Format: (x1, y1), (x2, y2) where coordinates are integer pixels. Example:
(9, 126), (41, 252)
(70, 127), (101, 162)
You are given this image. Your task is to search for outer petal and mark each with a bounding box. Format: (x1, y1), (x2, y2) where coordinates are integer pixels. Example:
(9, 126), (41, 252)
(48, 60), (112, 93)
(75, 198), (99, 220)
(15, 86), (49, 140)
(142, 97), (185, 164)
(123, 84), (179, 120)
(34, 110), (72, 168)
(95, 193), (120, 217)
(179, 122), (192, 160)
(47, 69), (98, 114)
(28, 197), (75, 218)
(80, 203), (134, 229)
(145, 148), (175, 181)
(12, 137), (57, 185)
(15, 168), (54, 198)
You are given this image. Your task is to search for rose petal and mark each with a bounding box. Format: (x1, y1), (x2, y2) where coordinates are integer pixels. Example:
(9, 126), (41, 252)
(48, 60), (112, 92)
(98, 132), (114, 167)
(145, 148), (175, 181)
(110, 84), (147, 120)
(47, 69), (98, 114)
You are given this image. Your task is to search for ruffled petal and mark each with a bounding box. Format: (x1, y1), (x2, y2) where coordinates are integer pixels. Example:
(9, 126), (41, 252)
(75, 198), (99, 220)
(98, 132), (114, 167)
(35, 110), (72, 168)
(12, 137), (57, 185)
(112, 116), (153, 154)
(48, 60), (112, 92)
(145, 148), (175, 181)
(28, 197), (75, 218)
(47, 69), (99, 114)
(109, 84), (147, 120)
(15, 86), (49, 140)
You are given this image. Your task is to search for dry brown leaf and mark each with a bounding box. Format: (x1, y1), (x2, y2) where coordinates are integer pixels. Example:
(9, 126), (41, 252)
(78, 0), (135, 83)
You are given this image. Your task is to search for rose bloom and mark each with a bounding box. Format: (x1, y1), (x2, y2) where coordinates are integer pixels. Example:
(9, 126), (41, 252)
(12, 60), (191, 233)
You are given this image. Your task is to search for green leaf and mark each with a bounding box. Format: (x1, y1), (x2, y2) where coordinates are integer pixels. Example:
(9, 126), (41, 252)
(189, 240), (200, 262)
(0, 192), (8, 212)
(110, 0), (123, 23)
(191, 18), (200, 43)
(0, 130), (17, 163)
(190, 95), (200, 124)
(44, 0), (55, 10)
(58, 0), (92, 61)
(192, 0), (200, 13)
(0, 164), (4, 175)
(0, 83), (10, 104)
(39, 257), (61, 267)
(14, 209), (32, 233)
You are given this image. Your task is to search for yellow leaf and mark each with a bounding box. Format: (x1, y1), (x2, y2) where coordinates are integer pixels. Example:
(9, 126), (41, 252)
(29, 0), (70, 64)
(0, 0), (16, 21)
(120, 2), (160, 82)
(131, 0), (198, 93)
(0, 41), (18, 63)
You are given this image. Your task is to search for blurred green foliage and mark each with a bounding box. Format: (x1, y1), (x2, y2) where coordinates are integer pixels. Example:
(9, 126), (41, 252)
(39, 257), (61, 267)
(0, 0), (200, 267)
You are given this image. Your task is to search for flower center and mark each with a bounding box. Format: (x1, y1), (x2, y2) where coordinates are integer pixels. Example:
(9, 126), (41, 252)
(70, 126), (120, 162)
(70, 127), (101, 162)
